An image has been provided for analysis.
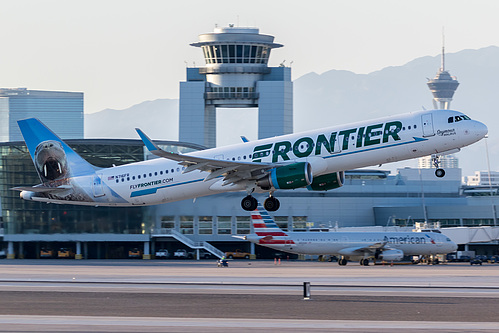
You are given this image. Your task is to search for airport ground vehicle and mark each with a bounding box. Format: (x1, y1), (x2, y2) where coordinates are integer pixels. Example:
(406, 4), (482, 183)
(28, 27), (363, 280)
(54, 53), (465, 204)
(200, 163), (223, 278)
(57, 248), (75, 259)
(470, 258), (483, 265)
(173, 249), (194, 259)
(40, 248), (56, 258)
(225, 249), (251, 259)
(128, 248), (142, 258)
(217, 259), (229, 267)
(155, 249), (169, 259)
(487, 256), (499, 263)
(198, 249), (215, 259)
(0, 250), (6, 259)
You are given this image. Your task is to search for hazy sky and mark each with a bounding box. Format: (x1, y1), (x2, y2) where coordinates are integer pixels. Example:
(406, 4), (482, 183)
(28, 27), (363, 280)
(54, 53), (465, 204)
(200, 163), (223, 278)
(1, 0), (498, 114)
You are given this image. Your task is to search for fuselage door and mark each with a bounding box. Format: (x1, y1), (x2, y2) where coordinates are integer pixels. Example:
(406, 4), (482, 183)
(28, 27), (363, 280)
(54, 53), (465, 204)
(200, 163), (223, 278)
(421, 114), (435, 137)
(92, 173), (105, 197)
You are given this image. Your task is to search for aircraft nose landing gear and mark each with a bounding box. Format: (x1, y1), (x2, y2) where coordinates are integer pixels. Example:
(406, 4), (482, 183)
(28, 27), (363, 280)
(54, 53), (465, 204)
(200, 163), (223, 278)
(431, 154), (446, 178)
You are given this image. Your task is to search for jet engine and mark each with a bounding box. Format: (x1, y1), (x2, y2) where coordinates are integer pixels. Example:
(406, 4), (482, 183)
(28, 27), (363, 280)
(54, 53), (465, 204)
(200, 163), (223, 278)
(307, 171), (345, 191)
(257, 162), (312, 190)
(377, 248), (404, 261)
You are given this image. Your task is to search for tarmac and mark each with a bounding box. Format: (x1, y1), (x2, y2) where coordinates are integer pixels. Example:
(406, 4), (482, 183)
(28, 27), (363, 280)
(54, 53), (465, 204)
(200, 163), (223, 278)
(0, 259), (498, 332)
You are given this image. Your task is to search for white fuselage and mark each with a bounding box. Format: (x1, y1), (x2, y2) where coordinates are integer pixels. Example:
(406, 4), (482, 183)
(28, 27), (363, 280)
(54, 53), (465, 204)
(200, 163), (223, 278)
(24, 109), (487, 206)
(252, 231), (457, 258)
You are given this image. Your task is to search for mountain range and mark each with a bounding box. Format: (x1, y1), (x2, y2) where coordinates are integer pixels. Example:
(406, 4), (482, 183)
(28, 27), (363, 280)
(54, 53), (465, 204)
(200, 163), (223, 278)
(85, 46), (499, 176)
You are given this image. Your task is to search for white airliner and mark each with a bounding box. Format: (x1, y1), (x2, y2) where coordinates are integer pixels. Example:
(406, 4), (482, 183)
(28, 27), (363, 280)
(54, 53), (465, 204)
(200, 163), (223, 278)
(13, 109), (487, 211)
(242, 204), (458, 265)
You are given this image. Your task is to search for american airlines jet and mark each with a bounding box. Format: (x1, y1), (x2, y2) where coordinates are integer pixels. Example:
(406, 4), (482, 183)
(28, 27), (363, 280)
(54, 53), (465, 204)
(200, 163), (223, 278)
(13, 109), (487, 211)
(242, 204), (458, 265)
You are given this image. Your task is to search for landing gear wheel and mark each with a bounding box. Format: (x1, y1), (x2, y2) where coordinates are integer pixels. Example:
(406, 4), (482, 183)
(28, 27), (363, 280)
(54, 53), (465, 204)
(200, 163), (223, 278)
(241, 195), (258, 211)
(338, 258), (348, 266)
(435, 168), (445, 178)
(362, 259), (370, 266)
(264, 197), (280, 211)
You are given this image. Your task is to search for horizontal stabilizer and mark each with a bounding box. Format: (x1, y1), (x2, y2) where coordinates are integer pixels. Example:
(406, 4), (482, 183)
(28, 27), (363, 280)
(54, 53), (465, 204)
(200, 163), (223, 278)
(11, 185), (71, 193)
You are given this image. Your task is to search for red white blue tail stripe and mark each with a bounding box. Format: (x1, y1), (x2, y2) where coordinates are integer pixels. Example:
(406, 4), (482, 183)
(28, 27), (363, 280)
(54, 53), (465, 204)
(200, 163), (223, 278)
(252, 204), (288, 236)
(251, 203), (294, 245)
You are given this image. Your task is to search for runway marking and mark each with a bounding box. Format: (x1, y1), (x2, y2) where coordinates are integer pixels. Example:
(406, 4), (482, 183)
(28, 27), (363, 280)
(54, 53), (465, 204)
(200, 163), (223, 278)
(0, 315), (498, 331)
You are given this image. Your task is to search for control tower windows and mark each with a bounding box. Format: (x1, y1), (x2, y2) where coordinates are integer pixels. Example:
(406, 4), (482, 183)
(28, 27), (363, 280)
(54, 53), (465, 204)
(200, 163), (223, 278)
(202, 45), (270, 64)
(208, 87), (256, 99)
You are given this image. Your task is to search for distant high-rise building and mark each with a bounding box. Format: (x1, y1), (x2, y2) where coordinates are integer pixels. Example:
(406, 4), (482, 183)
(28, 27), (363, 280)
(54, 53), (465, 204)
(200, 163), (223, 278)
(179, 25), (292, 148)
(426, 38), (459, 110)
(418, 154), (459, 169)
(464, 171), (499, 186)
(420, 37), (460, 169)
(0, 88), (83, 142)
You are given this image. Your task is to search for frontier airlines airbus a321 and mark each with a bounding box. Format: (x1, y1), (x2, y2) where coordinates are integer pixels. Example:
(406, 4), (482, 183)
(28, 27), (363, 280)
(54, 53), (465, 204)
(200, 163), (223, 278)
(13, 109), (487, 211)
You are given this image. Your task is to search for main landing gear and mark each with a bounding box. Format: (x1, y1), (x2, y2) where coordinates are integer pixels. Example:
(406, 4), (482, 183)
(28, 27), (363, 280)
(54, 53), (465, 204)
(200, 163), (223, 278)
(338, 258), (348, 266)
(431, 155), (446, 178)
(241, 195), (258, 211)
(240, 195), (281, 211)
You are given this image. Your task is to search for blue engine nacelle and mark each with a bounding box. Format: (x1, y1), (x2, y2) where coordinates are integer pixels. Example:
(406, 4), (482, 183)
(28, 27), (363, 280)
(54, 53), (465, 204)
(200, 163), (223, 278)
(257, 162), (313, 190)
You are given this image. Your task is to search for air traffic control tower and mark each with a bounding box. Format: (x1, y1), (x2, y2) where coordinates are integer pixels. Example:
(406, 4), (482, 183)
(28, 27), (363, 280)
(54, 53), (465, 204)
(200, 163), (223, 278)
(179, 26), (292, 148)
(426, 44), (459, 109)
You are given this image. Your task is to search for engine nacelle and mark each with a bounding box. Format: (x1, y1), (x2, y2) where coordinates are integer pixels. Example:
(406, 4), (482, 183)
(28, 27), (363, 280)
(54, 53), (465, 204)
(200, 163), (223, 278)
(257, 162), (313, 190)
(377, 249), (404, 261)
(307, 171), (345, 191)
(20, 190), (36, 200)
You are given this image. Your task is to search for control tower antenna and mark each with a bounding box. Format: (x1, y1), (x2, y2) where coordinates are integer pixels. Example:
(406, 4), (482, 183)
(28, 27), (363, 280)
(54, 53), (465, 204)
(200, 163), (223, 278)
(426, 28), (459, 110)
(441, 27), (445, 72)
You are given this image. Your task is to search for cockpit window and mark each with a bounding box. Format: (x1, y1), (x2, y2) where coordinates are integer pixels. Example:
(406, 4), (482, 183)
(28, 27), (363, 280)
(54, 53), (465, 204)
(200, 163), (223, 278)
(449, 115), (471, 123)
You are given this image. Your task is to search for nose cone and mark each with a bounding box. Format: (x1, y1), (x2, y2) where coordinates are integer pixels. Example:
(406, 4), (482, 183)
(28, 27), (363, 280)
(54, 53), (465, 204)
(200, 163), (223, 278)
(474, 121), (488, 139)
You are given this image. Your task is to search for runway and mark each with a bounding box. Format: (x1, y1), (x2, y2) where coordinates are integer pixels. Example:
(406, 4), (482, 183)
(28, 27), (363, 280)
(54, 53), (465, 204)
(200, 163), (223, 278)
(0, 259), (498, 332)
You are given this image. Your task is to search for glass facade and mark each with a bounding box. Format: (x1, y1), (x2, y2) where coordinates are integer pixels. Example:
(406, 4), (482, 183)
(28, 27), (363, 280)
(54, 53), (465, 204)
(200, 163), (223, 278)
(0, 89), (84, 142)
(0, 139), (202, 236)
(202, 44), (270, 64)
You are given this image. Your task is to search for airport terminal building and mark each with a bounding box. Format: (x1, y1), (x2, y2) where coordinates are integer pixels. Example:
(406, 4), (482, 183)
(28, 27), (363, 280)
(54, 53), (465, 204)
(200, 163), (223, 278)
(1, 26), (498, 259)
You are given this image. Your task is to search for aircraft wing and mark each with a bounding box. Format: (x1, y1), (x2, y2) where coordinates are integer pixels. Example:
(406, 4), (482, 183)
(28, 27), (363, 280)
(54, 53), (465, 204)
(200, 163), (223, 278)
(136, 128), (274, 184)
(11, 185), (72, 193)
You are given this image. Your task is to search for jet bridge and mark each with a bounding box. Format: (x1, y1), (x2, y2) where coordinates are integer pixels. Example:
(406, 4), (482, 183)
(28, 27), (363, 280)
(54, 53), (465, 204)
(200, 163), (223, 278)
(439, 226), (499, 245)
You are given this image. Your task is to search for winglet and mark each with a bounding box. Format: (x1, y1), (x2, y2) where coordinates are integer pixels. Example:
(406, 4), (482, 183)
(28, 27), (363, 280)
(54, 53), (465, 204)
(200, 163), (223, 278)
(135, 128), (159, 152)
(240, 136), (249, 143)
